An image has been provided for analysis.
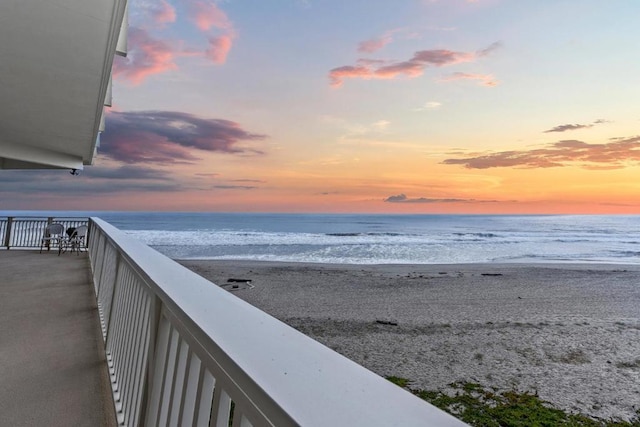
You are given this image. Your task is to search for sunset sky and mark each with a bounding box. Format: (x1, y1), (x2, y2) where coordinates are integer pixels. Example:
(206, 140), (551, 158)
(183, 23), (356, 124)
(3, 0), (640, 213)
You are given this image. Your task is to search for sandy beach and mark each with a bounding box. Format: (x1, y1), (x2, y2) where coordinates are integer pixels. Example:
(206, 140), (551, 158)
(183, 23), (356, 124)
(179, 260), (640, 422)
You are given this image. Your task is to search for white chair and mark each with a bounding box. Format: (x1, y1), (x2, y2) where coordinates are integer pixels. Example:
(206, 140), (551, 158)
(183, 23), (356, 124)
(40, 223), (65, 254)
(62, 225), (88, 255)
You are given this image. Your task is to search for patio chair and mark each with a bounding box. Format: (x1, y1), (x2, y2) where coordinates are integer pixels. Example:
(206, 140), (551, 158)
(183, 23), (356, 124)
(39, 223), (65, 254)
(61, 225), (88, 255)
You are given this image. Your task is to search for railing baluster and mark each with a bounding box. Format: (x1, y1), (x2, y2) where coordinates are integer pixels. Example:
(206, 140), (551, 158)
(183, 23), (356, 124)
(179, 351), (201, 426)
(158, 328), (181, 425)
(210, 388), (232, 427)
(232, 408), (252, 427)
(136, 294), (162, 426)
(110, 270), (129, 415)
(116, 267), (137, 411)
(146, 313), (172, 426)
(100, 246), (118, 339)
(132, 296), (151, 427)
(110, 264), (135, 415)
(108, 265), (126, 397)
(195, 367), (215, 427)
(121, 276), (144, 421)
(3, 217), (12, 249)
(169, 338), (191, 426)
(94, 233), (107, 289)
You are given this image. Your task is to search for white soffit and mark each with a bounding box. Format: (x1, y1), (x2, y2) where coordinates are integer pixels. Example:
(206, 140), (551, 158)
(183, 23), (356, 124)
(0, 0), (128, 170)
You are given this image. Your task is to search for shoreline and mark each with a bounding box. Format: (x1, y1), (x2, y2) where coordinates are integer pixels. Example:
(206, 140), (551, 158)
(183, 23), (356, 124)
(178, 258), (640, 269)
(179, 260), (640, 421)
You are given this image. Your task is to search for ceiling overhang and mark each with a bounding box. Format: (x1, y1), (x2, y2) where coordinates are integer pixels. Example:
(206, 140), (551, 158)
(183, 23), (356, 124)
(0, 0), (128, 170)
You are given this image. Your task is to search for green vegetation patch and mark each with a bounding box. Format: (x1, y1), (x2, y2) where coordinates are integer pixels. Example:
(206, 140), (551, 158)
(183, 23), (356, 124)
(386, 378), (640, 426)
(387, 376), (410, 388)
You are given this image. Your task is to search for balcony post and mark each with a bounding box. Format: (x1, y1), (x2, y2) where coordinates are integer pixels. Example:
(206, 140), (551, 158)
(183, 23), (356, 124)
(45, 217), (53, 251)
(138, 295), (163, 425)
(104, 250), (122, 341)
(3, 217), (13, 249)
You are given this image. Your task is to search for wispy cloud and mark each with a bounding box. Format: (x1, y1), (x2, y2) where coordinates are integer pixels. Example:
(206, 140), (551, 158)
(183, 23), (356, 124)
(230, 179), (267, 184)
(196, 177), (266, 191)
(384, 193), (498, 203)
(101, 110), (267, 164)
(85, 165), (171, 181)
(186, 0), (237, 64)
(112, 27), (178, 85)
(329, 42), (501, 87)
(357, 28), (424, 54)
(442, 137), (640, 169)
(440, 72), (498, 86)
(328, 64), (374, 87)
(371, 120), (391, 131)
(132, 0), (176, 29)
(543, 119), (610, 133)
(150, 0), (176, 26)
(357, 31), (396, 53)
(0, 165), (180, 196)
(212, 185), (258, 190)
(205, 34), (234, 64)
(477, 41), (501, 57)
(414, 101), (442, 111)
(187, 0), (233, 31)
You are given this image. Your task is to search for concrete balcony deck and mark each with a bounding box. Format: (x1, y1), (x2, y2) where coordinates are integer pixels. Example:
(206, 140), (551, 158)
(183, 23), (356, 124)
(0, 250), (115, 427)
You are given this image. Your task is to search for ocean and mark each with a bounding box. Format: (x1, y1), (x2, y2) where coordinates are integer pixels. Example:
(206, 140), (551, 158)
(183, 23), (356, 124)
(4, 211), (639, 264)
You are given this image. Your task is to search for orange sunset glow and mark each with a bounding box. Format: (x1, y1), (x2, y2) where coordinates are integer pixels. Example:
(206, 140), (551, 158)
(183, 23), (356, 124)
(2, 0), (639, 214)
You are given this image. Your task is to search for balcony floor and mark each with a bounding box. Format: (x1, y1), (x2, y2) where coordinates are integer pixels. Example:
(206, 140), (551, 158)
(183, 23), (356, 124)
(0, 250), (115, 427)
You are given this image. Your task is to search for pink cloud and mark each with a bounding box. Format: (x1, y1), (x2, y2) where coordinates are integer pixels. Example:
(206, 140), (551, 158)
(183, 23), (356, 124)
(329, 60), (427, 87)
(188, 0), (232, 31)
(329, 65), (373, 87)
(184, 1), (236, 64)
(413, 49), (475, 65)
(330, 42), (500, 87)
(374, 60), (425, 78)
(440, 72), (498, 86)
(357, 28), (422, 53)
(205, 34), (234, 64)
(112, 27), (178, 85)
(358, 35), (393, 53)
(443, 137), (640, 169)
(151, 0), (176, 26)
(357, 58), (388, 66)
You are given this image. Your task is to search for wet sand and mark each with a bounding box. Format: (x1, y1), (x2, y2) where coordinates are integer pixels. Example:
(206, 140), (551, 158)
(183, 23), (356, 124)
(179, 260), (640, 422)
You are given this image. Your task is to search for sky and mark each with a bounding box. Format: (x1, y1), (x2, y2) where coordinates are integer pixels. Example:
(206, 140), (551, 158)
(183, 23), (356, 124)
(3, 0), (640, 213)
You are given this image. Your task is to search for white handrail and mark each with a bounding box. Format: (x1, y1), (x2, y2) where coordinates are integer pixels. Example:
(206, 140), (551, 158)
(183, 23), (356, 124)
(88, 217), (466, 427)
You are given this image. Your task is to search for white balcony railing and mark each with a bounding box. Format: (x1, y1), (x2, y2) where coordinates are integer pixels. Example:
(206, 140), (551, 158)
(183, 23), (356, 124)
(0, 216), (89, 249)
(88, 217), (466, 426)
